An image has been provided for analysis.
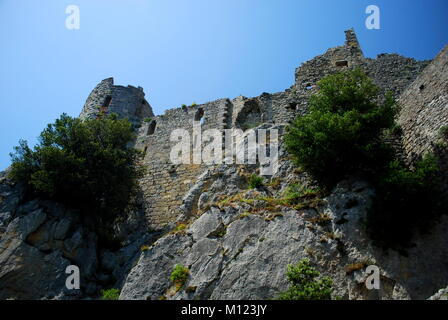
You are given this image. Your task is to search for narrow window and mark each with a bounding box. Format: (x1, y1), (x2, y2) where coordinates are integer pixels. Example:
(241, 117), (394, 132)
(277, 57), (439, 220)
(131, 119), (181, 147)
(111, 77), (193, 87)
(287, 103), (298, 110)
(335, 60), (348, 67)
(101, 96), (112, 112)
(194, 107), (205, 125)
(147, 120), (156, 135)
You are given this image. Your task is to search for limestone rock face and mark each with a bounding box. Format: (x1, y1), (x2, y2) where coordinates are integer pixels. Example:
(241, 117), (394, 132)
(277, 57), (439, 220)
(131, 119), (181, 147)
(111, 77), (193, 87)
(397, 45), (448, 193)
(0, 172), (147, 299)
(0, 175), (81, 299)
(79, 77), (154, 128)
(120, 157), (448, 300)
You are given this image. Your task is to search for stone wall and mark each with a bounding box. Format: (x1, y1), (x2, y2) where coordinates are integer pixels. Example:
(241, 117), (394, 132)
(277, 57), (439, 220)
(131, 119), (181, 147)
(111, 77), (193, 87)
(364, 54), (430, 99)
(135, 99), (230, 227)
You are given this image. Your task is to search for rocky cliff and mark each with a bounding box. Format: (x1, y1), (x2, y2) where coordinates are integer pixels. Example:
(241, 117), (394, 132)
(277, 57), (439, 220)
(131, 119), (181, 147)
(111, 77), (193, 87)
(120, 140), (448, 300)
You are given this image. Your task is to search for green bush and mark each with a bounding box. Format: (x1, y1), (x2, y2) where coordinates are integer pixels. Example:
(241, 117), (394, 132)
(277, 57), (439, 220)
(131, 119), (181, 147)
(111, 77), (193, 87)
(170, 264), (189, 289)
(278, 259), (333, 300)
(9, 113), (143, 224)
(284, 68), (444, 248)
(285, 68), (397, 187)
(248, 174), (264, 189)
(284, 184), (321, 205)
(143, 117), (153, 123)
(101, 288), (120, 300)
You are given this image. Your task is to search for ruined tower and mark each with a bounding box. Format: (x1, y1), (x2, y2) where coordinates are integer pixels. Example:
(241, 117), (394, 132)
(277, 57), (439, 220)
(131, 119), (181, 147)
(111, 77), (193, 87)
(80, 77), (154, 127)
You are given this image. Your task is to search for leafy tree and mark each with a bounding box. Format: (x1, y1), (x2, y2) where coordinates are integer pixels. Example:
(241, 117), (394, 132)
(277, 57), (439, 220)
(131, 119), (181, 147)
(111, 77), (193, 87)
(278, 259), (333, 300)
(9, 113), (143, 224)
(285, 68), (444, 248)
(285, 68), (396, 187)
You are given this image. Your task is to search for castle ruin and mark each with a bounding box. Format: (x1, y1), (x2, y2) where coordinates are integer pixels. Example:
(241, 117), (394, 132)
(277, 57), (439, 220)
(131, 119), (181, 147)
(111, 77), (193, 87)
(79, 29), (446, 229)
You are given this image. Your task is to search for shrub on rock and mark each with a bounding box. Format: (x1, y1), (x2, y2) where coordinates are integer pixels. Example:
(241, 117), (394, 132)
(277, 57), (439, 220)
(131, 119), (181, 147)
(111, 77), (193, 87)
(9, 113), (143, 224)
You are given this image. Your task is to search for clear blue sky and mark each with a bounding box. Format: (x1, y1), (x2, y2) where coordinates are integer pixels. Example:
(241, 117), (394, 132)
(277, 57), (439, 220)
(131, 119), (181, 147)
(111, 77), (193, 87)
(0, 0), (447, 170)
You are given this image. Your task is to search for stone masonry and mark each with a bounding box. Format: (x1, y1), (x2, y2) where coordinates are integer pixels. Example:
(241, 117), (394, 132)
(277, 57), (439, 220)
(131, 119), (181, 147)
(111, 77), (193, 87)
(398, 45), (448, 162)
(79, 77), (154, 128)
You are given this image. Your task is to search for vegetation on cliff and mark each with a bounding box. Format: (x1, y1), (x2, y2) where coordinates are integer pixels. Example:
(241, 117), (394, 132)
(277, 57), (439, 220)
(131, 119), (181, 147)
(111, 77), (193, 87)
(101, 288), (120, 300)
(278, 259), (333, 300)
(285, 68), (397, 187)
(285, 68), (443, 248)
(9, 113), (143, 224)
(170, 264), (189, 291)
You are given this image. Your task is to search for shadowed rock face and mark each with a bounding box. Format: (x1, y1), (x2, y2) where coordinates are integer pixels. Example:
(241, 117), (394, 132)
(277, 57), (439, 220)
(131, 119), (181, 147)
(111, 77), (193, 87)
(429, 287), (448, 300)
(1, 30), (447, 300)
(0, 171), (150, 300)
(0, 175), (78, 299)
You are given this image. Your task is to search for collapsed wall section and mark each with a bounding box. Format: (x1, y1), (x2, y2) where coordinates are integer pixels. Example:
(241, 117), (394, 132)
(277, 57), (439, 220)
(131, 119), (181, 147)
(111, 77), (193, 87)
(293, 29), (429, 106)
(225, 30), (370, 129)
(231, 91), (306, 127)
